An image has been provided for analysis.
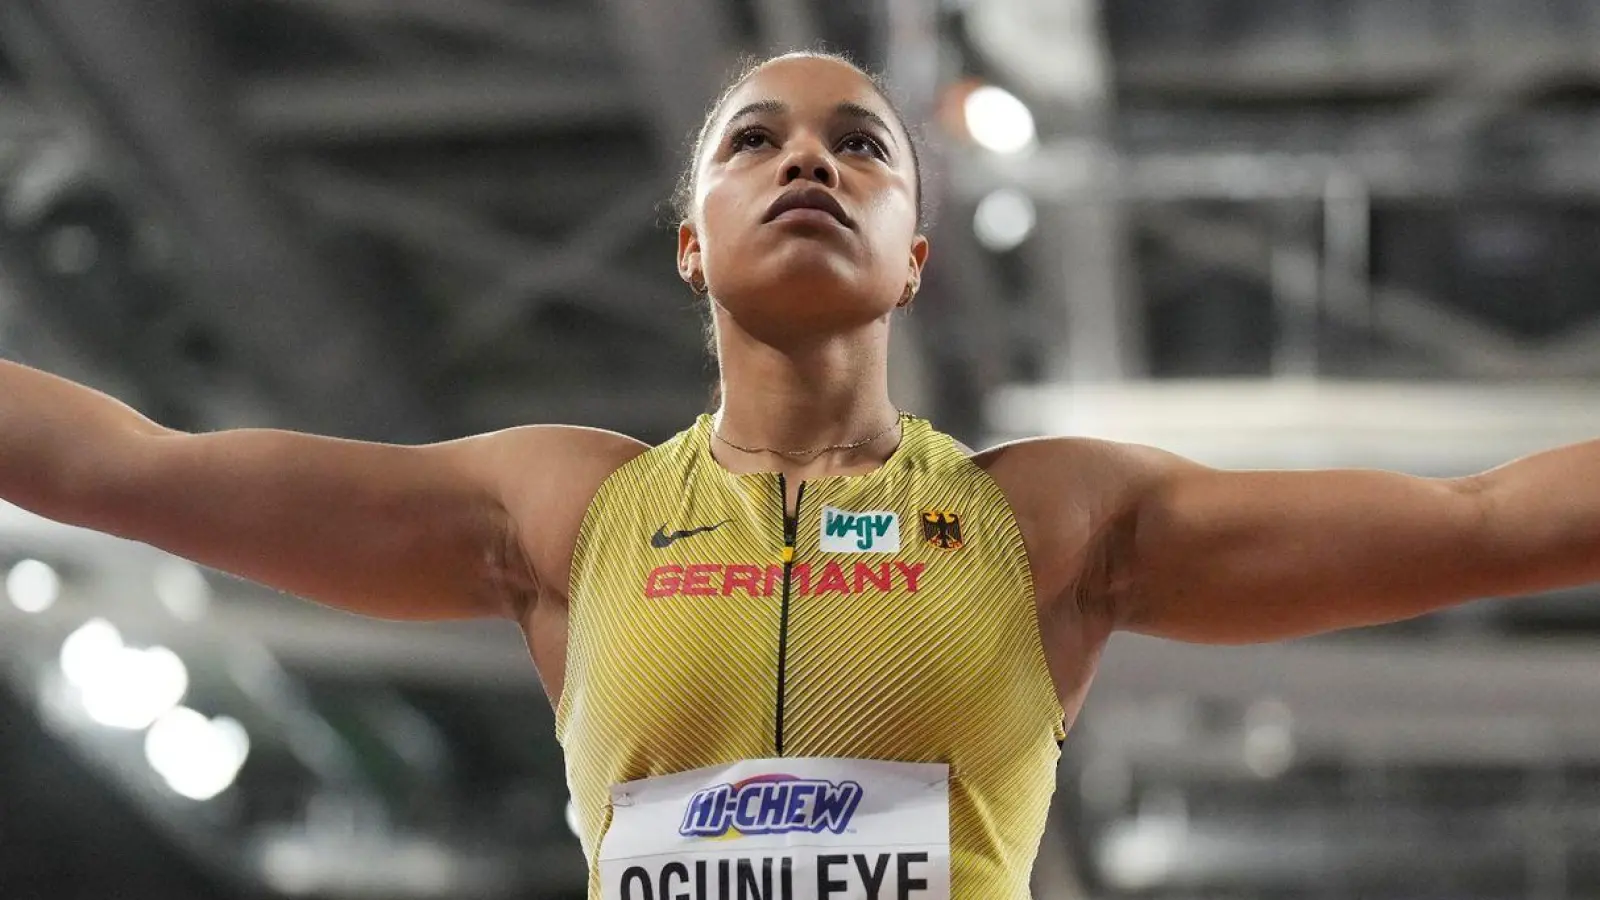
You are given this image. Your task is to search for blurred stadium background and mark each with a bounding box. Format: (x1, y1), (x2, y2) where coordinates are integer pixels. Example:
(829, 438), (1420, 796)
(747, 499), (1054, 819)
(4, 0), (1600, 898)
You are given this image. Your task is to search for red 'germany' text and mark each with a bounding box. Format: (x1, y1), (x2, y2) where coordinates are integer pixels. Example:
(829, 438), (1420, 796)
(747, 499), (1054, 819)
(645, 561), (926, 599)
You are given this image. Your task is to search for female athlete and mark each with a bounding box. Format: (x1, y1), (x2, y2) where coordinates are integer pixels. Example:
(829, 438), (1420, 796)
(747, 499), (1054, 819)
(1, 51), (1597, 899)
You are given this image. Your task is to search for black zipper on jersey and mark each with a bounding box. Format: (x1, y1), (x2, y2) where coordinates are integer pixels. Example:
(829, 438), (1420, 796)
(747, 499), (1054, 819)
(773, 474), (805, 757)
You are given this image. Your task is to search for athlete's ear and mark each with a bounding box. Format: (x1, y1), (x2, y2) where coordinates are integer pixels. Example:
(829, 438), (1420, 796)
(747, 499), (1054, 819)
(907, 233), (930, 287)
(678, 219), (704, 290)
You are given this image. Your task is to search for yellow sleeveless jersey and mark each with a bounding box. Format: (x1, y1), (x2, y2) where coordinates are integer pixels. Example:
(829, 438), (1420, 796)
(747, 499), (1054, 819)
(557, 414), (1065, 898)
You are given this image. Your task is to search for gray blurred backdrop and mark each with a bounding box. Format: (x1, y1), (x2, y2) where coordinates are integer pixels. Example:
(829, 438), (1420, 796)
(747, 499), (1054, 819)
(4, 1), (1600, 898)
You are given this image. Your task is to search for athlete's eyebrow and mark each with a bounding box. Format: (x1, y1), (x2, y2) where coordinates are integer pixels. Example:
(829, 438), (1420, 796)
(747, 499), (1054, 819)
(834, 101), (898, 148)
(723, 100), (899, 148)
(724, 99), (788, 127)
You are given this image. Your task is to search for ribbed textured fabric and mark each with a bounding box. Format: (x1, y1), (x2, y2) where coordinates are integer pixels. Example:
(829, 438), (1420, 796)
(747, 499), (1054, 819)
(558, 415), (1065, 898)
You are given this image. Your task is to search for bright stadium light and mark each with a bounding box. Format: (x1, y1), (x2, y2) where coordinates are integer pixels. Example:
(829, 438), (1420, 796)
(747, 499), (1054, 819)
(60, 620), (189, 730)
(1098, 818), (1179, 891)
(145, 707), (250, 801)
(60, 618), (123, 685)
(973, 188), (1038, 252)
(80, 646), (189, 731)
(963, 85), (1037, 155)
(7, 559), (60, 613)
(153, 559), (211, 622)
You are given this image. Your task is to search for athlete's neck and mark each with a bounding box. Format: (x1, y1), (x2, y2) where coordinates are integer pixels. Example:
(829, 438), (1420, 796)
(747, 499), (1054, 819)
(711, 324), (899, 480)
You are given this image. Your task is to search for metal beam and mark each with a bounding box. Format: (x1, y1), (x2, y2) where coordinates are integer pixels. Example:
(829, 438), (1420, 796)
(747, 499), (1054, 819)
(1084, 699), (1600, 771)
(1141, 210), (1600, 378)
(280, 166), (694, 348)
(2, 140), (290, 432)
(594, 0), (738, 159)
(282, 166), (556, 271)
(955, 110), (1600, 202)
(243, 0), (605, 65)
(241, 69), (636, 142)
(0, 231), (147, 405)
(1117, 38), (1600, 99)
(7, 0), (433, 439)
(1090, 633), (1600, 760)
(877, 0), (963, 432)
(967, 0), (1144, 381)
(987, 380), (1600, 473)
(459, 180), (677, 347)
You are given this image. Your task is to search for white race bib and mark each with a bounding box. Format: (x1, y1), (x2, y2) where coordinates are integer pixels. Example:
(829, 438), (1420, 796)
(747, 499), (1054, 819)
(599, 757), (950, 900)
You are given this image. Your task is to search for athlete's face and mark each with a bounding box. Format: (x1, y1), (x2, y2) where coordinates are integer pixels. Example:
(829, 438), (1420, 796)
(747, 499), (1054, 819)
(678, 57), (929, 334)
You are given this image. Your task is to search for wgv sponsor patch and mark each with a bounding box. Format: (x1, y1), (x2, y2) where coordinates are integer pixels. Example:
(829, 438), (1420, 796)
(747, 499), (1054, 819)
(820, 507), (900, 553)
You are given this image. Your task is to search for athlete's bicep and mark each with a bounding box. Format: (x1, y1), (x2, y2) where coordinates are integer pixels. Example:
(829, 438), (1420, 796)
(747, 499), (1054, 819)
(79, 425), (641, 621)
(986, 437), (1512, 645)
(1101, 449), (1498, 643)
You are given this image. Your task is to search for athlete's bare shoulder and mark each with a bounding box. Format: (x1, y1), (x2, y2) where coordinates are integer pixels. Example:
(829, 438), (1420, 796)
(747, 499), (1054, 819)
(969, 435), (1157, 608)
(474, 423), (650, 490)
(477, 424), (651, 601)
(486, 422), (651, 464)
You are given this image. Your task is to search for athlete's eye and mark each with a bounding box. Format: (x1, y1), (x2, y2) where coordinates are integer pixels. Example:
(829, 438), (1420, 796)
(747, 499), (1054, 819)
(839, 132), (889, 160)
(728, 127), (772, 153)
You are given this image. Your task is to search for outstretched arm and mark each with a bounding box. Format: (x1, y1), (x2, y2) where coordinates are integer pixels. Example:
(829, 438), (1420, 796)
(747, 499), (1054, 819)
(1005, 436), (1600, 644)
(0, 359), (641, 621)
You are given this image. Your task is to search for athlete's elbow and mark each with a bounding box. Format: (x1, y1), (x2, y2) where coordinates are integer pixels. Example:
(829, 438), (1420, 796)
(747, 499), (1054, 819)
(46, 430), (179, 533)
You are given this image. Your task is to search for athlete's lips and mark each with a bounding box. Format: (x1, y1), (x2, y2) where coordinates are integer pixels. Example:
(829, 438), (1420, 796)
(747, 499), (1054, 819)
(763, 186), (854, 229)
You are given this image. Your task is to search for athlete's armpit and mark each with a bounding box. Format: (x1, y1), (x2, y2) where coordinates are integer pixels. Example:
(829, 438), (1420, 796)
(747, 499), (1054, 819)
(491, 425), (650, 605)
(972, 436), (1145, 628)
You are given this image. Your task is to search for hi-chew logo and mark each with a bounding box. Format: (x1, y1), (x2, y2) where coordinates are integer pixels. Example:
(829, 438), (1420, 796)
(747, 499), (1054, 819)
(679, 774), (864, 838)
(820, 507), (900, 553)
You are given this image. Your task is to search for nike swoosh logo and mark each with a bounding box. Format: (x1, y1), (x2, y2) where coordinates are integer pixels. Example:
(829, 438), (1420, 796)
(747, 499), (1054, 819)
(651, 520), (732, 549)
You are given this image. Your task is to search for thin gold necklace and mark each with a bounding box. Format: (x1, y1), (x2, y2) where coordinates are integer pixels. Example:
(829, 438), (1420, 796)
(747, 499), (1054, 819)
(712, 412), (904, 460)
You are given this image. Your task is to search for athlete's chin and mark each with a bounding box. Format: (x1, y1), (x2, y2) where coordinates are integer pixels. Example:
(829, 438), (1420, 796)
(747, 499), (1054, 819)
(709, 241), (891, 318)
(762, 232), (860, 269)
(753, 269), (881, 318)
(722, 277), (891, 337)
(759, 241), (870, 288)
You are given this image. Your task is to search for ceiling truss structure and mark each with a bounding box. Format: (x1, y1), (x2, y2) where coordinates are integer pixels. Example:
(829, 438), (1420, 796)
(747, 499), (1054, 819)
(959, 3), (1600, 897)
(0, 0), (958, 446)
(7, 0), (435, 439)
(951, 1), (1600, 398)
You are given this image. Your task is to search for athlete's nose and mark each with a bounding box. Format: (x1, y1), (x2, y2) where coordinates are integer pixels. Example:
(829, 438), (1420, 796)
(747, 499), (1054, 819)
(779, 140), (838, 189)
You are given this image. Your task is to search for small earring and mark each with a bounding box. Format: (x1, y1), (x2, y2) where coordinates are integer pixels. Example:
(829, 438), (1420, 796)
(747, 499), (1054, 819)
(688, 275), (708, 296)
(898, 282), (918, 308)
